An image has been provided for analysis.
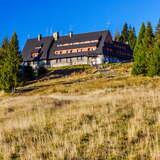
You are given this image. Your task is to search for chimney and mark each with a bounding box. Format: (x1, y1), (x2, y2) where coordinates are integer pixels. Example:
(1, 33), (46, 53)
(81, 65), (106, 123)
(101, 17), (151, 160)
(53, 32), (59, 41)
(69, 32), (73, 38)
(38, 34), (42, 41)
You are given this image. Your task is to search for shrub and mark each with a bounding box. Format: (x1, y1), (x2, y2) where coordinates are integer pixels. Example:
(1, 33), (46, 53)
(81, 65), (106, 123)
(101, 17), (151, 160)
(22, 65), (34, 81)
(37, 66), (48, 77)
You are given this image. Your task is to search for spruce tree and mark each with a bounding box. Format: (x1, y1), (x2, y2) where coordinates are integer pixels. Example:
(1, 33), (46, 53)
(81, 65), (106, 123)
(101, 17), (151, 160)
(137, 23), (145, 45)
(143, 22), (154, 76)
(0, 43), (12, 91)
(147, 20), (160, 76)
(114, 31), (121, 41)
(147, 45), (160, 76)
(9, 32), (20, 92)
(155, 19), (160, 40)
(2, 38), (9, 49)
(132, 23), (146, 75)
(128, 26), (137, 50)
(0, 38), (9, 62)
(143, 22), (154, 48)
(0, 33), (20, 92)
(119, 23), (129, 43)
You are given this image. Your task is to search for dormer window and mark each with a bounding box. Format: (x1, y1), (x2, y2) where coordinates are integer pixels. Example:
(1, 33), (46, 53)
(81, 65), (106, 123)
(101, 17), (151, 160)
(31, 45), (42, 58)
(31, 52), (39, 58)
(35, 46), (41, 49)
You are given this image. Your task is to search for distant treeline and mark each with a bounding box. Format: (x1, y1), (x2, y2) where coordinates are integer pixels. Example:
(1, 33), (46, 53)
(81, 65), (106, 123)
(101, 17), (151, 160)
(132, 20), (160, 76)
(114, 23), (137, 50)
(117, 20), (160, 76)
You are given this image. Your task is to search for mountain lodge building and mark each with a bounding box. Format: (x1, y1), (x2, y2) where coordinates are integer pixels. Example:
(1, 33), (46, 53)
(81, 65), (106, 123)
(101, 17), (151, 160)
(22, 30), (133, 68)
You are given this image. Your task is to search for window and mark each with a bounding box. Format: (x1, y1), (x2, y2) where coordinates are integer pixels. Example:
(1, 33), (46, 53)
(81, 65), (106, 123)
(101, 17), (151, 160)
(33, 61), (37, 65)
(31, 52), (39, 58)
(66, 58), (70, 63)
(77, 57), (82, 61)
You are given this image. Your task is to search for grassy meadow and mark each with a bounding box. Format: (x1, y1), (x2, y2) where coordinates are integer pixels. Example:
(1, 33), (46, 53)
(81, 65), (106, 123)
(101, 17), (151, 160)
(0, 63), (160, 160)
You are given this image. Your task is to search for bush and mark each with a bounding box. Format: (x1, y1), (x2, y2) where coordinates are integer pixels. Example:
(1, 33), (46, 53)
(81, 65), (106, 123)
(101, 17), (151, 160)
(23, 66), (34, 81)
(37, 66), (48, 77)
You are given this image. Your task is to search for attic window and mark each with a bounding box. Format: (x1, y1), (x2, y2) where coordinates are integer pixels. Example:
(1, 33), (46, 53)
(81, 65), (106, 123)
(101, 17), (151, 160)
(35, 43), (43, 50)
(35, 46), (41, 49)
(31, 52), (39, 58)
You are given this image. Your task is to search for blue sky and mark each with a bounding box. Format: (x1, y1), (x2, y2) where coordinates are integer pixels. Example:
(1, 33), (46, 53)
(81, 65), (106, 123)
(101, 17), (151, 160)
(0, 0), (160, 49)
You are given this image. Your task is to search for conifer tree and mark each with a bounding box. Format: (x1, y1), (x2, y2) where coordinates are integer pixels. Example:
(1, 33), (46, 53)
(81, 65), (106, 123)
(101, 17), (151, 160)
(119, 23), (129, 43)
(0, 42), (12, 91)
(0, 33), (20, 92)
(147, 20), (160, 76)
(136, 23), (146, 45)
(147, 44), (160, 76)
(128, 26), (137, 50)
(132, 23), (146, 75)
(0, 38), (9, 63)
(143, 22), (154, 48)
(114, 31), (121, 41)
(9, 32), (20, 92)
(143, 22), (154, 75)
(155, 19), (160, 41)
(2, 38), (9, 49)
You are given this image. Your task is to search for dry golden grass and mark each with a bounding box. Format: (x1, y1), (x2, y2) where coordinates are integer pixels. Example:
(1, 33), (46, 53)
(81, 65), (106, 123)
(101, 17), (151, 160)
(0, 63), (160, 160)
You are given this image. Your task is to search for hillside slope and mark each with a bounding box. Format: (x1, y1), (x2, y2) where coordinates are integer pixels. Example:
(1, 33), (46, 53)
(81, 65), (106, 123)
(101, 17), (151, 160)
(0, 63), (160, 160)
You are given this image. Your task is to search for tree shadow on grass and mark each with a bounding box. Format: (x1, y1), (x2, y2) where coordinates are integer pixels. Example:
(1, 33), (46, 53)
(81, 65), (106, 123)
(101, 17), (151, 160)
(16, 67), (86, 94)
